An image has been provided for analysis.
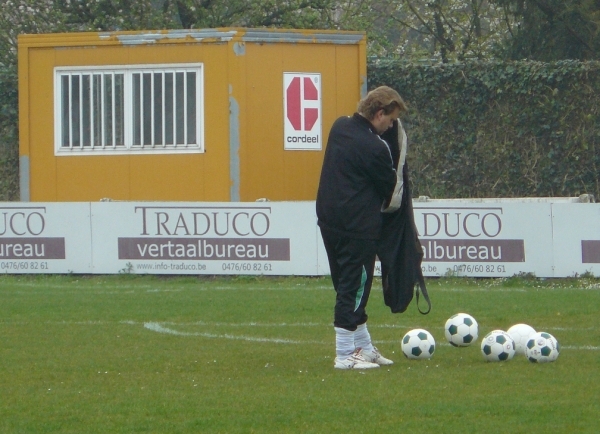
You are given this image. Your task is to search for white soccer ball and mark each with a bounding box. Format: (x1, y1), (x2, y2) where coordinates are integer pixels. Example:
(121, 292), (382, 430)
(401, 328), (436, 360)
(480, 330), (516, 362)
(525, 332), (560, 363)
(507, 323), (536, 356)
(444, 313), (479, 347)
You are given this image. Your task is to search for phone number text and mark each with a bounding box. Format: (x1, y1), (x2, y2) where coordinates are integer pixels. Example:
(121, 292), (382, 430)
(222, 262), (273, 272)
(421, 264), (507, 275)
(0, 261), (49, 271)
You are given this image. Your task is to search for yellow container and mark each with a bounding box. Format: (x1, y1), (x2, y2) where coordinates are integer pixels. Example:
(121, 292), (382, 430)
(18, 28), (366, 202)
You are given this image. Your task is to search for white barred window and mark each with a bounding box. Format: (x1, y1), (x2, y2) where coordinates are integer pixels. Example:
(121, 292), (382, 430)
(54, 64), (204, 155)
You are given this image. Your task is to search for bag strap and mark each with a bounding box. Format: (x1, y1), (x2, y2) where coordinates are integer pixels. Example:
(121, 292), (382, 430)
(415, 270), (432, 315)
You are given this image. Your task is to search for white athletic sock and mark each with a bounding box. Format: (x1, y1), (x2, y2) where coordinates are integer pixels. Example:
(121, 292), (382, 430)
(354, 323), (375, 352)
(334, 327), (355, 358)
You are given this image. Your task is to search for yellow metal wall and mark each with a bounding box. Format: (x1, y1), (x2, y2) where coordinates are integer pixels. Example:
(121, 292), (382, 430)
(18, 29), (366, 202)
(234, 40), (364, 201)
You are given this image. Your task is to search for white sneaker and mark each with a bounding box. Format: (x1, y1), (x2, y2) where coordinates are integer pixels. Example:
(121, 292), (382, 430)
(361, 347), (394, 366)
(334, 349), (380, 370)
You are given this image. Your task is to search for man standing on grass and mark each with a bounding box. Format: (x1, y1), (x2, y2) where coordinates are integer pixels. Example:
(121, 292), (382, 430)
(316, 86), (408, 369)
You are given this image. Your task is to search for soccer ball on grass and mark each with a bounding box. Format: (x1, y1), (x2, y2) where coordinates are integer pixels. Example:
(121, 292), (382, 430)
(401, 329), (436, 360)
(444, 313), (479, 347)
(507, 323), (536, 356)
(481, 330), (516, 362)
(525, 332), (560, 363)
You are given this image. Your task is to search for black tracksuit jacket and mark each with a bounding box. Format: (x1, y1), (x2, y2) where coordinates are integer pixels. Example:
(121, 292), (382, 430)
(316, 113), (397, 240)
(317, 114), (430, 314)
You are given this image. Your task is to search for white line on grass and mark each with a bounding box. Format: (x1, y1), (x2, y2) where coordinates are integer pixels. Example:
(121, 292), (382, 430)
(143, 320), (416, 329)
(539, 326), (597, 331)
(143, 322), (326, 344)
(2, 318), (596, 351)
(141, 322), (600, 351)
(0, 319), (596, 334)
(562, 345), (600, 351)
(194, 286), (332, 291)
(434, 287), (525, 292)
(140, 320), (599, 333)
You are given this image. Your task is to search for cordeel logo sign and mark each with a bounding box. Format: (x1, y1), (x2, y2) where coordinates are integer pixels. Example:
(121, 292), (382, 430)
(283, 73), (322, 150)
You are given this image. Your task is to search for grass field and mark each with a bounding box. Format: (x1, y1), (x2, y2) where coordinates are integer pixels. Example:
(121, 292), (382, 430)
(1, 274), (599, 433)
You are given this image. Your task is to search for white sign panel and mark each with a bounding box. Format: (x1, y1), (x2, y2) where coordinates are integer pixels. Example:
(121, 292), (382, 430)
(2, 199), (597, 278)
(0, 203), (92, 273)
(283, 73), (322, 150)
(409, 201), (555, 277)
(90, 202), (320, 275)
(552, 203), (600, 277)
(325, 200), (554, 278)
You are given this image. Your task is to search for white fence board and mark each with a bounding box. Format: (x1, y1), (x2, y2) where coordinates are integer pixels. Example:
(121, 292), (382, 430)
(1, 200), (598, 277)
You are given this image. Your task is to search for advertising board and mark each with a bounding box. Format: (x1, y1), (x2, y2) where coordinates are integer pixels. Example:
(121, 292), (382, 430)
(1, 199), (596, 277)
(90, 201), (319, 275)
(551, 204), (600, 277)
(283, 73), (322, 150)
(411, 201), (554, 277)
(0, 203), (92, 273)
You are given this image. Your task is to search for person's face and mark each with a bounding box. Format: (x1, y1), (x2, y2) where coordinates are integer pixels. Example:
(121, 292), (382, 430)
(372, 108), (400, 135)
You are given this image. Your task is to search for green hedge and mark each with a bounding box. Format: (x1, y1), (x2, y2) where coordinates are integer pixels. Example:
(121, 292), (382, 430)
(0, 66), (18, 201)
(368, 59), (600, 199)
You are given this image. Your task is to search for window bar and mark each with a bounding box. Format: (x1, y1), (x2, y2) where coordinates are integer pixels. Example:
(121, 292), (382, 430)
(100, 74), (106, 149)
(172, 73), (177, 146)
(150, 72), (155, 148)
(79, 73), (84, 149)
(69, 74), (76, 149)
(139, 73), (144, 148)
(89, 74), (94, 148)
(162, 72), (166, 147)
(68, 74), (73, 149)
(112, 73), (117, 148)
(98, 74), (102, 147)
(123, 71), (132, 149)
(99, 74), (105, 148)
(183, 71), (188, 147)
(198, 71), (201, 148)
(98, 74), (102, 148)
(96, 74), (101, 147)
(110, 72), (117, 148)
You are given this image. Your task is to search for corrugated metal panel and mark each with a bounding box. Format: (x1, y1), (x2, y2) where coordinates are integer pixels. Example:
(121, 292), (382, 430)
(111, 29), (238, 45)
(241, 29), (365, 44)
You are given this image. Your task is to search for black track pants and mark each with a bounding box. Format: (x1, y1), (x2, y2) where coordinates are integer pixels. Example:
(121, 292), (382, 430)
(320, 228), (377, 331)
